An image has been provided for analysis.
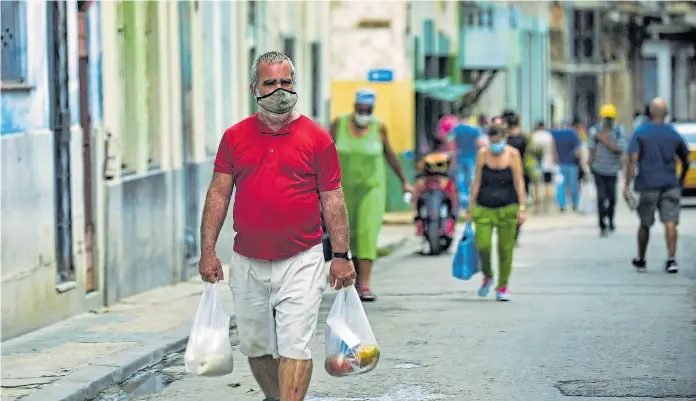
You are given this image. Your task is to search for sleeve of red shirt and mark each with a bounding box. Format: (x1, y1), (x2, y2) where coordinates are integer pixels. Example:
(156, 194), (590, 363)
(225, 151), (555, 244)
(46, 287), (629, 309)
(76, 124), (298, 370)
(315, 132), (342, 192)
(213, 129), (233, 175)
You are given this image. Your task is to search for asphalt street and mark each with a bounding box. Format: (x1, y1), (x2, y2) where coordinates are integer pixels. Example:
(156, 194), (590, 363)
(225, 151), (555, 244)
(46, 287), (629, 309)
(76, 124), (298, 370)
(133, 204), (696, 401)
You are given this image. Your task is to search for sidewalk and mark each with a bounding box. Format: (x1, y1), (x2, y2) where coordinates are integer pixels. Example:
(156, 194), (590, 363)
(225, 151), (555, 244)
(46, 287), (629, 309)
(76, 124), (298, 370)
(383, 208), (604, 231)
(0, 234), (407, 401)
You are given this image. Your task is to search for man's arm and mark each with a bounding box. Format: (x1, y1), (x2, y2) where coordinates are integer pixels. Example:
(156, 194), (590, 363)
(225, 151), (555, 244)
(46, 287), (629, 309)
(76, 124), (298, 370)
(624, 134), (640, 188)
(328, 118), (339, 141)
(676, 138), (690, 185)
(319, 189), (350, 252)
(200, 172), (234, 255)
(587, 127), (597, 167)
(510, 149), (527, 209)
(380, 123), (408, 184)
(595, 126), (623, 153)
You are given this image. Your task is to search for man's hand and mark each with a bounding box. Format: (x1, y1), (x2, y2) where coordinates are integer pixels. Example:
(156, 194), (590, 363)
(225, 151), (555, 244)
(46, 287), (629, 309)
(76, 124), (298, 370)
(199, 253), (223, 283)
(329, 258), (356, 290)
(623, 184), (631, 201)
(402, 182), (414, 194)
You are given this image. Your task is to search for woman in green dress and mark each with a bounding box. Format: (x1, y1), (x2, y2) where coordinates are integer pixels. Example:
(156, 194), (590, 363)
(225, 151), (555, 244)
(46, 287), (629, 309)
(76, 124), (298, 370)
(329, 88), (413, 302)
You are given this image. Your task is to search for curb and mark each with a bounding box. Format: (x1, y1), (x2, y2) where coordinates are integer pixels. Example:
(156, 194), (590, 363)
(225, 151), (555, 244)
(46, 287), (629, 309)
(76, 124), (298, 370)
(21, 316), (234, 401)
(25, 236), (408, 401)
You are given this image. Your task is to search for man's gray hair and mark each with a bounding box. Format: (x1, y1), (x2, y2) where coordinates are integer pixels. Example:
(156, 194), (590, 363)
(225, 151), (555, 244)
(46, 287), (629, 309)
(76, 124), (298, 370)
(250, 51), (296, 91)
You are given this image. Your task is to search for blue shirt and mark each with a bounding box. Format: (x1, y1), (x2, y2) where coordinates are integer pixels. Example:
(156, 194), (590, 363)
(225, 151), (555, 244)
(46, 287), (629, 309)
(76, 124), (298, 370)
(627, 122), (689, 192)
(452, 123), (481, 161)
(551, 129), (581, 165)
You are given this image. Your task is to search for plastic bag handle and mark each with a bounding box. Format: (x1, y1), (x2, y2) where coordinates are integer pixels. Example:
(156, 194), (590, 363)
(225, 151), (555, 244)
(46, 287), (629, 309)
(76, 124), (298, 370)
(461, 222), (474, 241)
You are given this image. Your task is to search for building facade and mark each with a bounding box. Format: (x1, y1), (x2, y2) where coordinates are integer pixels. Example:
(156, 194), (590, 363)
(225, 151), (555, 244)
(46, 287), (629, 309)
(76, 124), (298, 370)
(547, 1), (696, 130)
(1, 0), (89, 340)
(0, 0), (333, 340)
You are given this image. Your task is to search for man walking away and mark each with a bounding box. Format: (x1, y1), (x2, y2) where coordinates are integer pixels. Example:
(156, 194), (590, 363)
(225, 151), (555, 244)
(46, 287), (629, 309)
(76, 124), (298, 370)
(531, 121), (558, 212)
(452, 107), (484, 208)
(199, 51), (356, 401)
(588, 104), (626, 236)
(624, 98), (690, 274)
(503, 111), (529, 244)
(551, 120), (583, 211)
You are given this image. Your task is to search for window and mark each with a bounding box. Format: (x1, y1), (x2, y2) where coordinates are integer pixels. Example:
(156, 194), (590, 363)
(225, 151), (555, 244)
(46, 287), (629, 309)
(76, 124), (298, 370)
(310, 42), (321, 118)
(1, 1), (27, 83)
(572, 10), (596, 62)
(460, 3), (494, 28)
(283, 37), (295, 61)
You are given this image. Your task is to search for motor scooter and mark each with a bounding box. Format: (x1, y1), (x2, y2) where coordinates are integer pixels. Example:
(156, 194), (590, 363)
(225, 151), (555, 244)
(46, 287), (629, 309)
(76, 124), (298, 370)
(413, 152), (460, 255)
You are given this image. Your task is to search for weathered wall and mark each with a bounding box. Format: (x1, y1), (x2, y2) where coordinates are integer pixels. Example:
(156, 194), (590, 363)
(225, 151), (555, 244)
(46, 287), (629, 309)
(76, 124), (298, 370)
(329, 0), (414, 154)
(0, 0), (93, 341)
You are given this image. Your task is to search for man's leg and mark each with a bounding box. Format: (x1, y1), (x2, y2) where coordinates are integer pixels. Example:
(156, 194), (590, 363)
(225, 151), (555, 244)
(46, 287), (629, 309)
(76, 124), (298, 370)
(567, 164), (580, 209)
(657, 187), (681, 273)
(250, 357), (280, 399)
(228, 256), (280, 399)
(556, 165), (568, 210)
(275, 245), (329, 401)
(605, 174), (618, 230)
(634, 191), (658, 271)
(593, 172), (608, 232)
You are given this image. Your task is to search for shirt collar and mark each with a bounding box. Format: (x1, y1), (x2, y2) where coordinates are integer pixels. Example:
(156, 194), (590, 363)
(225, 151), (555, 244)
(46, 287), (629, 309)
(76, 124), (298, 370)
(254, 113), (304, 136)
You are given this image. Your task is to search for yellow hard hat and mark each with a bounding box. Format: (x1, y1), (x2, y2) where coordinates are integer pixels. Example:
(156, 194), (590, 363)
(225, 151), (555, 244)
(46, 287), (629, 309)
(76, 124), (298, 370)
(599, 104), (617, 118)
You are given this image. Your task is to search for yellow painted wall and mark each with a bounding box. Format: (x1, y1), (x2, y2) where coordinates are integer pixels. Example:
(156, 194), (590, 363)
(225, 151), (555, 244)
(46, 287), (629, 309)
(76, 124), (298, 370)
(330, 80), (415, 154)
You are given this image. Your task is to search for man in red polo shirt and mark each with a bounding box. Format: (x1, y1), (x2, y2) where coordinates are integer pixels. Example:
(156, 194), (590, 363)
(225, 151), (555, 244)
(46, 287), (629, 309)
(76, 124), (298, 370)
(198, 51), (355, 401)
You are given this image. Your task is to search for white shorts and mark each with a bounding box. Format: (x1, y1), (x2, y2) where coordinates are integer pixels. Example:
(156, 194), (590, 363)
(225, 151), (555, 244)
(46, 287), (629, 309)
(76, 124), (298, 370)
(229, 243), (329, 360)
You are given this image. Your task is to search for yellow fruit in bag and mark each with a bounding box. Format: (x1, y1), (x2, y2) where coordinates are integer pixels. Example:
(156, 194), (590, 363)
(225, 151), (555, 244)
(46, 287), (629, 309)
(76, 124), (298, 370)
(356, 344), (380, 367)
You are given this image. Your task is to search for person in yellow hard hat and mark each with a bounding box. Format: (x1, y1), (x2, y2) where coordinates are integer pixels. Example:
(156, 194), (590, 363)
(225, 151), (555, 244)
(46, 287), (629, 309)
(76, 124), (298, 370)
(588, 103), (626, 236)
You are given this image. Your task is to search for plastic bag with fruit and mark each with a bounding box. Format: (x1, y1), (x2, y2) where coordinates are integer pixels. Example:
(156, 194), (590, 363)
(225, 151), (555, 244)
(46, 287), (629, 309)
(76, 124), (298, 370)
(184, 282), (234, 377)
(324, 286), (380, 377)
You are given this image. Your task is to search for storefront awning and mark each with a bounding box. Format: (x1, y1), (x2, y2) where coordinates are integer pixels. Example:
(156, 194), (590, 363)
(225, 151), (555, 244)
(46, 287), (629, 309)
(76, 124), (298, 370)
(414, 78), (473, 102)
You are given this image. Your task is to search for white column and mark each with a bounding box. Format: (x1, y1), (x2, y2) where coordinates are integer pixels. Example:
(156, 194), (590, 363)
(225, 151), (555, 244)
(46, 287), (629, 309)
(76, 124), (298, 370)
(168, 3), (183, 170)
(100, 1), (124, 180)
(157, 3), (172, 171)
(211, 1), (224, 140)
(190, 0), (206, 163)
(228, 1), (240, 123)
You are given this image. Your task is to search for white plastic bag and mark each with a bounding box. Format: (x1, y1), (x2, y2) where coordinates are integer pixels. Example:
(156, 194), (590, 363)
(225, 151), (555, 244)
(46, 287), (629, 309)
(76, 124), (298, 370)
(184, 282), (234, 377)
(578, 181), (597, 214)
(324, 286), (380, 377)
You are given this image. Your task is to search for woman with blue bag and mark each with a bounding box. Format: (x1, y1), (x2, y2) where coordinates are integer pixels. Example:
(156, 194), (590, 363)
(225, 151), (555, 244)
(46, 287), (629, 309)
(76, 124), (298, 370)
(464, 120), (527, 301)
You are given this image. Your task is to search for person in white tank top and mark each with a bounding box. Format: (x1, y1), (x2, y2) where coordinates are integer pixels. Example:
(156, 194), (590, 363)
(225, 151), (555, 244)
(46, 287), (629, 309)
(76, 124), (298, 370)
(530, 122), (558, 212)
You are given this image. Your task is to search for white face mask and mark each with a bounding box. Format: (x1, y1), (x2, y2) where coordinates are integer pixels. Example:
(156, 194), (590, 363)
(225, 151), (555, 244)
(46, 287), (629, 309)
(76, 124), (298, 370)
(354, 114), (372, 127)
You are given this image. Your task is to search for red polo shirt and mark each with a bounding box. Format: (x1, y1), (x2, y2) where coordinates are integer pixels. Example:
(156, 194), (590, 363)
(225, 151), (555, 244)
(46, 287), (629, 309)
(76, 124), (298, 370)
(214, 113), (342, 261)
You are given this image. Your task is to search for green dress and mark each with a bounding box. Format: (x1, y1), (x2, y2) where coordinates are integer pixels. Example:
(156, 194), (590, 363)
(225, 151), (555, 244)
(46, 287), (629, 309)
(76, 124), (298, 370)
(335, 114), (386, 260)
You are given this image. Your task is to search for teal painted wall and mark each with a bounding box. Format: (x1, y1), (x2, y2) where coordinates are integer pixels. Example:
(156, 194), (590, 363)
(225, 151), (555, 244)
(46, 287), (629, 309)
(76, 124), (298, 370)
(385, 152), (416, 212)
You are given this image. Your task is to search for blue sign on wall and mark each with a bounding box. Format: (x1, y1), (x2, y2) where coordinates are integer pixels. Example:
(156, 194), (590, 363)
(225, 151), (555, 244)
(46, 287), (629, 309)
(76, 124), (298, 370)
(367, 69), (394, 82)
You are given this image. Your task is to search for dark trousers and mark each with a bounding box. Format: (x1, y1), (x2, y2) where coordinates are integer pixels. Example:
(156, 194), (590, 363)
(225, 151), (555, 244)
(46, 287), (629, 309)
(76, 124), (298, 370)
(593, 171), (617, 229)
(515, 174), (531, 241)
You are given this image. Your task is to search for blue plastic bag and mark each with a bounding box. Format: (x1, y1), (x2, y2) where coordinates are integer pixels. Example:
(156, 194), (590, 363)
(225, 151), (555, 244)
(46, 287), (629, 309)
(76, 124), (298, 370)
(452, 222), (480, 280)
